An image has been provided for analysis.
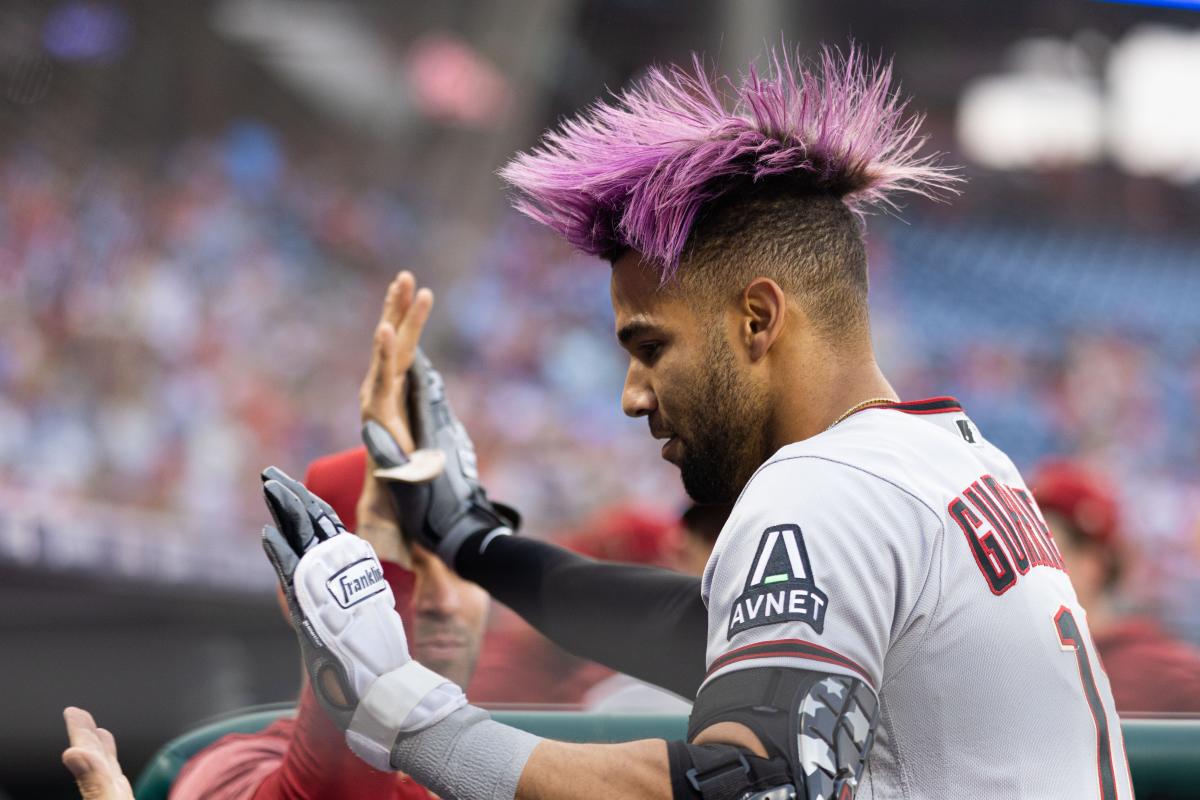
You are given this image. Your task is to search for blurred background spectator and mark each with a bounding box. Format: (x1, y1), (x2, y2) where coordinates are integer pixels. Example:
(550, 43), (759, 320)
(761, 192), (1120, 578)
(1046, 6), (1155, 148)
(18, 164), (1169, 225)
(2, 0), (1199, 796)
(1032, 460), (1200, 714)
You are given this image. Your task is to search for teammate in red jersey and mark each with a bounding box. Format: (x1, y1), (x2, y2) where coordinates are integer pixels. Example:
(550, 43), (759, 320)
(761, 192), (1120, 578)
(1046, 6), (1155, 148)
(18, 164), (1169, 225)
(168, 452), (489, 800)
(64, 273), (490, 800)
(1034, 460), (1200, 714)
(170, 274), (491, 800)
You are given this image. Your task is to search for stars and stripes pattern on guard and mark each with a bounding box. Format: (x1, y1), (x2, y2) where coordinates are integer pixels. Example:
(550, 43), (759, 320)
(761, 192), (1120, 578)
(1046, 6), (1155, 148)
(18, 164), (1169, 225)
(796, 676), (879, 800)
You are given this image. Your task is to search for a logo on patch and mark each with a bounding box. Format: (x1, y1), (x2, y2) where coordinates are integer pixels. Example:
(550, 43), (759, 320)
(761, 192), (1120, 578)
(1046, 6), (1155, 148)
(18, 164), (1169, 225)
(326, 557), (387, 609)
(727, 524), (828, 639)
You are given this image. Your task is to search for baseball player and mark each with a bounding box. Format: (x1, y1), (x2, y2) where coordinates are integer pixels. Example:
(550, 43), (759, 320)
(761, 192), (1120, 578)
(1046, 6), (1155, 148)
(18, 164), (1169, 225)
(64, 45), (1135, 800)
(254, 45), (1133, 800)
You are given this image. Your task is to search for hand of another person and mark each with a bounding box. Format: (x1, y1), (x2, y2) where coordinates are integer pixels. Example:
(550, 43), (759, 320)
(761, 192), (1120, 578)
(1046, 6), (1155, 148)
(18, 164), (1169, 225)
(259, 466), (466, 770)
(355, 271), (434, 564)
(62, 707), (134, 800)
(362, 349), (520, 567)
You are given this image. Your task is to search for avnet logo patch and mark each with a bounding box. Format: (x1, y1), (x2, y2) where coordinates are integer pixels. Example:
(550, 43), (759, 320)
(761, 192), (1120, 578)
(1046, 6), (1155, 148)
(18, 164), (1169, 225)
(728, 524), (828, 639)
(326, 558), (387, 609)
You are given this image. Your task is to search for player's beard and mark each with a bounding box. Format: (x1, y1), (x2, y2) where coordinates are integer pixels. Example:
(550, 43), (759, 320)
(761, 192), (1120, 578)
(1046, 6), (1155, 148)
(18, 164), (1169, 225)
(675, 330), (770, 504)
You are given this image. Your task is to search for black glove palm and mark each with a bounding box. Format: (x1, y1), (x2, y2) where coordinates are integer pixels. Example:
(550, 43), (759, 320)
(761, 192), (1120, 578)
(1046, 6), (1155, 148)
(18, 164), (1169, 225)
(363, 349), (519, 566)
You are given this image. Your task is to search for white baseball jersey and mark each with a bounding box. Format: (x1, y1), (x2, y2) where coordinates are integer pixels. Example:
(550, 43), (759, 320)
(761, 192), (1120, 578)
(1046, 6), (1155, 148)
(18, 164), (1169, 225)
(701, 397), (1133, 800)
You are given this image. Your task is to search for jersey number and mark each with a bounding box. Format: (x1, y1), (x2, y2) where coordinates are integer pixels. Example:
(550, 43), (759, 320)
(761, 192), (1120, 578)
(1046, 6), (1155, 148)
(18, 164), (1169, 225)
(1054, 606), (1117, 800)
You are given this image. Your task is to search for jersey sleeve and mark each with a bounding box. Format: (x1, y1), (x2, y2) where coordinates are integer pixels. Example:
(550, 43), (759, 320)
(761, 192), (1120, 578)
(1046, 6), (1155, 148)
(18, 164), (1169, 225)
(703, 455), (943, 690)
(169, 721), (293, 800)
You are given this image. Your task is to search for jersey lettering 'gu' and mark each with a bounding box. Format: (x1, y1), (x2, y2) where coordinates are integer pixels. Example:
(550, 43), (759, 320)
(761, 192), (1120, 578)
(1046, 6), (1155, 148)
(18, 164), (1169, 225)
(700, 397), (1133, 800)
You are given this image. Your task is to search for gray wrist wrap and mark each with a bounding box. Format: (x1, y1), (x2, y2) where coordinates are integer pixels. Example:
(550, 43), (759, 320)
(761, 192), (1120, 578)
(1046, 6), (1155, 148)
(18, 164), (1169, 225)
(389, 704), (541, 800)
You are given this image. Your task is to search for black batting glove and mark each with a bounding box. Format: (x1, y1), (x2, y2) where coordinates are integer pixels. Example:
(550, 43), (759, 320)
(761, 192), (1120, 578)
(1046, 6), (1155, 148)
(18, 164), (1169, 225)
(362, 349), (520, 567)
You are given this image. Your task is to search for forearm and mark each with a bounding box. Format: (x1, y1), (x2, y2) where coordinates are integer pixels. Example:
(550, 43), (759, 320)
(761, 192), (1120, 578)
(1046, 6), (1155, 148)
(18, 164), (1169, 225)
(455, 531), (708, 697)
(516, 739), (670, 800)
(387, 703), (671, 800)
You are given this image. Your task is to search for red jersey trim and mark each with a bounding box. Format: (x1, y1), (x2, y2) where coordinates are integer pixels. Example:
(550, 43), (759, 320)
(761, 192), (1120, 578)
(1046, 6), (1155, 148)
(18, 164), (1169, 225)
(841, 396), (964, 422)
(883, 396), (963, 415)
(708, 639), (875, 688)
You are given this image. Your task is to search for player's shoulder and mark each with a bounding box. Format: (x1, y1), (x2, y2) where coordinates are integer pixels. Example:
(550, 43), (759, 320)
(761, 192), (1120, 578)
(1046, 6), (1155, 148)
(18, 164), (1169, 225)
(726, 443), (941, 560)
(781, 398), (1015, 489)
(170, 718), (294, 800)
(705, 405), (953, 628)
(735, 421), (929, 513)
(737, 443), (901, 508)
(733, 396), (1018, 529)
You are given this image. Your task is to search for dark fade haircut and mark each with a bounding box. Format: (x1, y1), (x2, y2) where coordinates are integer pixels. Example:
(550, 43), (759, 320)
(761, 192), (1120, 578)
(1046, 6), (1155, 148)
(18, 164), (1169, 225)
(500, 44), (959, 336)
(676, 178), (870, 339)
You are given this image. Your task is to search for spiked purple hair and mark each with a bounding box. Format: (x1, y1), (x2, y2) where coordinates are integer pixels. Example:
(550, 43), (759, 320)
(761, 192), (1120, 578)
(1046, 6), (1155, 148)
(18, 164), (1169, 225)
(500, 44), (959, 279)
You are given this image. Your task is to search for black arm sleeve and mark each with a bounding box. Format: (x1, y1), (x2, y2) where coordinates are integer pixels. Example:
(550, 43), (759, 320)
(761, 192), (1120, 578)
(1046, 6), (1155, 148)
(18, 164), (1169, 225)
(455, 531), (709, 698)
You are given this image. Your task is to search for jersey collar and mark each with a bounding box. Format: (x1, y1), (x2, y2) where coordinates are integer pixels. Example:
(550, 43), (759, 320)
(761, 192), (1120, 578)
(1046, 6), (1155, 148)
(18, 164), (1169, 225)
(840, 396), (964, 422)
(840, 396), (976, 442)
(876, 396), (964, 416)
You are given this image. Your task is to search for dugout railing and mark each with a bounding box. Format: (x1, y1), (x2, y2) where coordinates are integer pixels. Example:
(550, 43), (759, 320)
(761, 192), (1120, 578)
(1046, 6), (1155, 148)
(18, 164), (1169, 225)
(133, 705), (1200, 799)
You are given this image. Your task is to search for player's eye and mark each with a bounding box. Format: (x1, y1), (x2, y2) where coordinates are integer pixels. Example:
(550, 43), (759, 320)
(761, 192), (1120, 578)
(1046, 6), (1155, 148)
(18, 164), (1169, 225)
(637, 341), (663, 363)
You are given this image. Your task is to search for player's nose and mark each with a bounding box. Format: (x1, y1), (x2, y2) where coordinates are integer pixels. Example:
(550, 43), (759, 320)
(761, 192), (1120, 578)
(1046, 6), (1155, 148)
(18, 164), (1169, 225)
(621, 362), (657, 418)
(416, 558), (462, 615)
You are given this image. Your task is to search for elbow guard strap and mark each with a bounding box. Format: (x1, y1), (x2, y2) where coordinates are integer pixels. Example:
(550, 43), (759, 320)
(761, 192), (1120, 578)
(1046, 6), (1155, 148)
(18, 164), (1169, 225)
(668, 741), (794, 800)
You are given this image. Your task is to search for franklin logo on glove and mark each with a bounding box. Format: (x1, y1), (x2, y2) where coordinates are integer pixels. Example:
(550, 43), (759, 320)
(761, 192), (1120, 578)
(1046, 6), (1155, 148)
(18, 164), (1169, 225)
(327, 558), (388, 608)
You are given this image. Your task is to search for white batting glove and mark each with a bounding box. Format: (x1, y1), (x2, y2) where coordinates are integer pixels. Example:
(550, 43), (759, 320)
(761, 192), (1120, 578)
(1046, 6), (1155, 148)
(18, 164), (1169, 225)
(260, 466), (467, 770)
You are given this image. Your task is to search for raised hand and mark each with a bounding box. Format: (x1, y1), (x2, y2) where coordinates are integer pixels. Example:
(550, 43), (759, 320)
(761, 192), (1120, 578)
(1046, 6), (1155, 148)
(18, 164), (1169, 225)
(62, 707), (134, 800)
(358, 271), (433, 454)
(261, 466), (409, 723)
(355, 271), (434, 563)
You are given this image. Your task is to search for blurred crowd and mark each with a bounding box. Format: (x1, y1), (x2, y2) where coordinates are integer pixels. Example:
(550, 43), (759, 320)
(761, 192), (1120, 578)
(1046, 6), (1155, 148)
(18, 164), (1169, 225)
(0, 126), (677, 541)
(1, 127), (1198, 639)
(0, 128), (400, 528)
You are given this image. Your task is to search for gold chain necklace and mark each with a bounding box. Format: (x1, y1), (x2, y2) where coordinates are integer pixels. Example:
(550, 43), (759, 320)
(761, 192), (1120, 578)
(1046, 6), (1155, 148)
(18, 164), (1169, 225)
(827, 396), (899, 430)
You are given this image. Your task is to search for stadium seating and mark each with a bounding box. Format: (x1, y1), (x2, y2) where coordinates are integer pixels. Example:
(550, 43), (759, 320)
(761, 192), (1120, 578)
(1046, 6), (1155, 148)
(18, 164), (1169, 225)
(133, 705), (1199, 799)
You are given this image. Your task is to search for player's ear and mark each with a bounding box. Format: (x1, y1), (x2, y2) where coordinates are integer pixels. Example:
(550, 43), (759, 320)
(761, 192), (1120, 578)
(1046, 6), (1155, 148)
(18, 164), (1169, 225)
(741, 277), (786, 362)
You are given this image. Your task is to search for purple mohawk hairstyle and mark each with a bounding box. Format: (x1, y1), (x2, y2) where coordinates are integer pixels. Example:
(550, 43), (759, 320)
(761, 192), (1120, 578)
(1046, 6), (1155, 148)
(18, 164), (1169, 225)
(500, 44), (960, 279)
